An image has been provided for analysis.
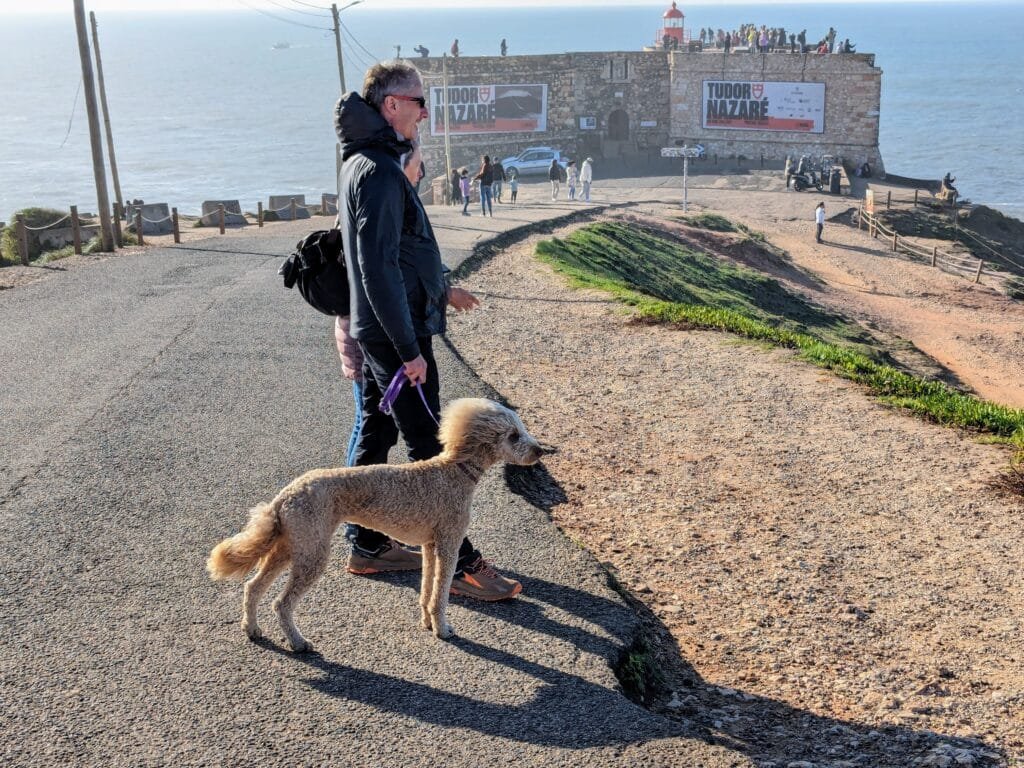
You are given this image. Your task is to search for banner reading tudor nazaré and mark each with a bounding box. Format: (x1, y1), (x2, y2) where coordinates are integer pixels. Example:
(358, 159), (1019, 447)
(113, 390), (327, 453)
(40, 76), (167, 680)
(702, 80), (825, 133)
(430, 84), (548, 135)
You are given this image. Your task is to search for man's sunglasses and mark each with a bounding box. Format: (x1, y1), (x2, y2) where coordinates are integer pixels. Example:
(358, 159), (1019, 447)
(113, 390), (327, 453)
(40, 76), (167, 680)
(390, 94), (427, 109)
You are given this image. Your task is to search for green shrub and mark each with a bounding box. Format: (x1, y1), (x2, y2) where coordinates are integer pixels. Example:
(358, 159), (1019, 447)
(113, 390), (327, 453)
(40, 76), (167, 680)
(1, 207), (73, 264)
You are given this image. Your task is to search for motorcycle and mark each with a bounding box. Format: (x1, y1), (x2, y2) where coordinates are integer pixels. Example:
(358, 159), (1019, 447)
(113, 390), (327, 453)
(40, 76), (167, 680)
(791, 169), (823, 192)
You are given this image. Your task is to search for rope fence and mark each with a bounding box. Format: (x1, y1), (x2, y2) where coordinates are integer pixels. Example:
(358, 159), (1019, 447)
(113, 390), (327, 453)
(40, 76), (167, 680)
(6, 195), (338, 264)
(858, 204), (1024, 296)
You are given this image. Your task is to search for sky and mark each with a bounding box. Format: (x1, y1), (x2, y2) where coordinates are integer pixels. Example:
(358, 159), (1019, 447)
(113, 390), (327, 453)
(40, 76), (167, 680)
(11, 0), (971, 14)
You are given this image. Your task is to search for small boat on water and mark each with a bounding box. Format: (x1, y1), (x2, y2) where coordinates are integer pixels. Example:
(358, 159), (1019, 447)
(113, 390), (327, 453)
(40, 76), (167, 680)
(272, 42), (290, 50)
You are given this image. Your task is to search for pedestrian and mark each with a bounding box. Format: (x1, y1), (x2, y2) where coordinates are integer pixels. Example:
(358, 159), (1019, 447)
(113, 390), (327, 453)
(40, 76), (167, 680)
(815, 201), (825, 243)
(334, 61), (521, 599)
(580, 156), (593, 202)
(500, 38), (507, 56)
(491, 158), (506, 203)
(723, 32), (731, 54)
(460, 169), (470, 215)
(474, 154), (494, 216)
(508, 173), (518, 205)
(413, 44), (429, 58)
(565, 159), (577, 201)
(789, 32), (796, 53)
(450, 167), (462, 207)
(548, 158), (561, 200)
(450, 38), (459, 57)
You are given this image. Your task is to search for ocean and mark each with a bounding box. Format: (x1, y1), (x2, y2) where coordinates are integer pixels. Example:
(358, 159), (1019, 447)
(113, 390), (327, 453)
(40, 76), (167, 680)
(2, 1), (1022, 219)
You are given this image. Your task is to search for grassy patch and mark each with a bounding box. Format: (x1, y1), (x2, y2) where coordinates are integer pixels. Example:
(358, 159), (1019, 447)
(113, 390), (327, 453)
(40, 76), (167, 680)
(614, 635), (665, 706)
(536, 221), (1024, 440)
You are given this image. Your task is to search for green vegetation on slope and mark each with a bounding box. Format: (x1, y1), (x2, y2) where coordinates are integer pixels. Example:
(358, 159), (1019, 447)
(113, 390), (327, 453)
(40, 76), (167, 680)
(535, 221), (1024, 439)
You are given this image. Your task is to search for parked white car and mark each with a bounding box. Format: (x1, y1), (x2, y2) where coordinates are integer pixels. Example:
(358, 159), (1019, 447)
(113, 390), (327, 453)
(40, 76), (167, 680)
(499, 147), (568, 179)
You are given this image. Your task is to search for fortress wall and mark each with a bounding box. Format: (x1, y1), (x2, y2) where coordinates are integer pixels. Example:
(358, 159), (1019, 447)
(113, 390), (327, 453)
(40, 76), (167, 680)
(670, 51), (883, 168)
(416, 52), (671, 177)
(413, 49), (883, 186)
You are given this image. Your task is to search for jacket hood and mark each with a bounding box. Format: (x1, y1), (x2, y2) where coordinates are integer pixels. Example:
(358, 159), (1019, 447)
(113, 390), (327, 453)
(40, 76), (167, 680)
(334, 91), (412, 160)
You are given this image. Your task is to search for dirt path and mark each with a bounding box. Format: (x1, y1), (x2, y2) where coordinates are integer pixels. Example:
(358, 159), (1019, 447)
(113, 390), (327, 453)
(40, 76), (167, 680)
(685, 185), (1024, 409)
(448, 206), (1023, 766)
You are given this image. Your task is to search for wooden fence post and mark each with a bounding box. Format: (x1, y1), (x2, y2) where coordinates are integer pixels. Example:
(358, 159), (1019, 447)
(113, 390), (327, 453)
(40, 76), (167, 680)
(886, 190), (891, 209)
(15, 214), (29, 265)
(914, 189), (919, 207)
(135, 210), (144, 246)
(290, 198), (297, 221)
(112, 202), (123, 248)
(71, 205), (82, 255)
(172, 207), (180, 244)
(931, 246), (937, 267)
(257, 201), (264, 228)
(321, 193), (328, 215)
(892, 232), (898, 252)
(974, 260), (984, 284)
(218, 204), (225, 235)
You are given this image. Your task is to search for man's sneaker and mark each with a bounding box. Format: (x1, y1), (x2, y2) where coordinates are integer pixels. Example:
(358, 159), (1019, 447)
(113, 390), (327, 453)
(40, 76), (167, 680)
(347, 539), (421, 575)
(450, 556), (522, 601)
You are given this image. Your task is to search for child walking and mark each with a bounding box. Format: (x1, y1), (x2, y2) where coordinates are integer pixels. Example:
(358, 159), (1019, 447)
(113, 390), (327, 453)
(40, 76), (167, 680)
(509, 175), (518, 205)
(460, 169), (471, 216)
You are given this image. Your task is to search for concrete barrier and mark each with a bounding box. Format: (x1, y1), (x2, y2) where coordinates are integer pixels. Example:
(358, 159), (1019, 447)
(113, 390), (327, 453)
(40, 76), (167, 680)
(267, 195), (310, 220)
(38, 225), (100, 251)
(200, 200), (247, 227)
(125, 203), (173, 235)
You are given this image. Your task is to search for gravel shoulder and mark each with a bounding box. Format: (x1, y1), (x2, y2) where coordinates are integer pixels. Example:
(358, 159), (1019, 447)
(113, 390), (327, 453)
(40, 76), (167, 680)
(446, 201), (1024, 766)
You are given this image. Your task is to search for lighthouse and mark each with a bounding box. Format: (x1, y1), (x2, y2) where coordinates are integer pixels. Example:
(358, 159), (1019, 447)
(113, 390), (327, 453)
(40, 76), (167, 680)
(657, 2), (687, 50)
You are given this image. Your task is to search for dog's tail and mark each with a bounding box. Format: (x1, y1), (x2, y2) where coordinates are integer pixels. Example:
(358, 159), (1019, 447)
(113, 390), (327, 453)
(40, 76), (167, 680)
(206, 501), (280, 580)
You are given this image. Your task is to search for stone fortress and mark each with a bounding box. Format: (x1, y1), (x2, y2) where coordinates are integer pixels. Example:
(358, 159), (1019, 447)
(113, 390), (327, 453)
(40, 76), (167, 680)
(414, 2), (883, 180)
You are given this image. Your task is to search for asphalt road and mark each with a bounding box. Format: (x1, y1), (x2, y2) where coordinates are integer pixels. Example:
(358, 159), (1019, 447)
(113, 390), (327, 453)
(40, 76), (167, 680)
(0, 194), (743, 766)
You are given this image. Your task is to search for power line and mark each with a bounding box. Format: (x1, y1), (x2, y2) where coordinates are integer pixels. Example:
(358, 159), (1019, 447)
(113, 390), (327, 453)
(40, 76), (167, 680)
(262, 0), (331, 18)
(340, 20), (381, 62)
(234, 0), (332, 31)
(339, 24), (375, 71)
(59, 78), (83, 149)
(287, 0), (332, 9)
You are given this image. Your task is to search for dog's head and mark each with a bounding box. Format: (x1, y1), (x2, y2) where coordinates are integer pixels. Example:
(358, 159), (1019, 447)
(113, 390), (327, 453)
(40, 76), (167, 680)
(438, 398), (543, 467)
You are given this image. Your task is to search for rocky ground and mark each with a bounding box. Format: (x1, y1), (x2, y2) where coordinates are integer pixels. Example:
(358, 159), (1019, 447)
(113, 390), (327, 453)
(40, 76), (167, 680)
(446, 201), (1023, 767)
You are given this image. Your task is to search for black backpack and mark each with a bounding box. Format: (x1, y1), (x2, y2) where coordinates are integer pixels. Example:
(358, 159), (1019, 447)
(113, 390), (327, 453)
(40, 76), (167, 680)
(278, 229), (349, 316)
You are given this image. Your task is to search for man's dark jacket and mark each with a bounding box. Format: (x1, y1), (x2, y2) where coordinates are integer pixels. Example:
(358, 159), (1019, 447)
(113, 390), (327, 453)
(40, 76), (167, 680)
(334, 92), (447, 362)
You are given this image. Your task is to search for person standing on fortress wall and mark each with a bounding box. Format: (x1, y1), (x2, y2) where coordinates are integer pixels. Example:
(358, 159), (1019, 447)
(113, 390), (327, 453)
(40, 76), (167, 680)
(789, 32), (796, 53)
(798, 29), (806, 51)
(827, 27), (837, 53)
(548, 158), (561, 200)
(815, 202), (826, 244)
(723, 33), (731, 54)
(580, 157), (593, 202)
(491, 158), (506, 203)
(500, 38), (507, 56)
(413, 45), (429, 58)
(450, 39), (459, 57)
(474, 155), (494, 216)
(565, 160), (578, 201)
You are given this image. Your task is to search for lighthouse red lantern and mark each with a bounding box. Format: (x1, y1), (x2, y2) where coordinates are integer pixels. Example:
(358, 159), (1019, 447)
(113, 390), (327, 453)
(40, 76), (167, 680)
(657, 2), (688, 50)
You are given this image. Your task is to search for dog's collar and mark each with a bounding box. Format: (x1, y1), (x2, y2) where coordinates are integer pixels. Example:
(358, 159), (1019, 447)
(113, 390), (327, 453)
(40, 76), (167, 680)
(455, 460), (484, 483)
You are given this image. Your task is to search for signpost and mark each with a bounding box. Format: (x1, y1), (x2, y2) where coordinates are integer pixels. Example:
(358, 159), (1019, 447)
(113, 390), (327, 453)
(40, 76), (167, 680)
(661, 146), (703, 211)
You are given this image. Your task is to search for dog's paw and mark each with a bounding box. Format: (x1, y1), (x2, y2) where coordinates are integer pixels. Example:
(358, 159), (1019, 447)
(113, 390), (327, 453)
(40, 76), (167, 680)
(433, 623), (455, 640)
(243, 623), (263, 640)
(290, 638), (314, 654)
(420, 616), (432, 631)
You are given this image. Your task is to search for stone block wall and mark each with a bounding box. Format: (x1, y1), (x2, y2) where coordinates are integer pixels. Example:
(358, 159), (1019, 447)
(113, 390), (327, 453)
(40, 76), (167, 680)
(413, 49), (884, 190)
(669, 51), (883, 169)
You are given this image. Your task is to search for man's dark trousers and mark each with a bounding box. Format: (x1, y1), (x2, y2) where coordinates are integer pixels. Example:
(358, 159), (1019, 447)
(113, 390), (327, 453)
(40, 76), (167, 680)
(348, 336), (475, 563)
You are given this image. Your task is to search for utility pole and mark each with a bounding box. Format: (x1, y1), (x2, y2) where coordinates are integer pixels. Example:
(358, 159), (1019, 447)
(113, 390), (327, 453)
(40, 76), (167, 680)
(73, 0), (114, 252)
(331, 1), (363, 93)
(90, 11), (123, 210)
(394, 44), (401, 60)
(442, 54), (453, 204)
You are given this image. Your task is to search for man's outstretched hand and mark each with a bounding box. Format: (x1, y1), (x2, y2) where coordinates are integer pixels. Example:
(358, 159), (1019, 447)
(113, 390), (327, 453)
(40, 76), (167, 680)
(448, 286), (480, 311)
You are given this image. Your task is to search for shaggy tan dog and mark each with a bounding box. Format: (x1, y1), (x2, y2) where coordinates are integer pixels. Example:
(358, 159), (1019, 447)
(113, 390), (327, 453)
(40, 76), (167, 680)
(207, 397), (542, 652)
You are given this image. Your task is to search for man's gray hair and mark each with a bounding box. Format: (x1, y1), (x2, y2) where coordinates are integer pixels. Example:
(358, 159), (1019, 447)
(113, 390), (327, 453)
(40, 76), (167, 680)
(362, 61), (422, 111)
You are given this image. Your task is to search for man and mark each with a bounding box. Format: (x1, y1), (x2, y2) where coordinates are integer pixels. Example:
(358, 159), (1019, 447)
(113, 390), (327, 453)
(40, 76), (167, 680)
(815, 201), (826, 243)
(334, 61), (522, 600)
(491, 158), (505, 203)
(580, 157), (593, 202)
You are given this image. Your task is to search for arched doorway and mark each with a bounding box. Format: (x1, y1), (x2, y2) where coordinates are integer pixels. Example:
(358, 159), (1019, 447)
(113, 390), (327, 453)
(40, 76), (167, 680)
(608, 109), (630, 141)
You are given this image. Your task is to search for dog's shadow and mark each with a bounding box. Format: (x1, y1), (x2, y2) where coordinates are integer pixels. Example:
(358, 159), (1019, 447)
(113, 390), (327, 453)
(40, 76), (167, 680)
(259, 573), (1003, 763)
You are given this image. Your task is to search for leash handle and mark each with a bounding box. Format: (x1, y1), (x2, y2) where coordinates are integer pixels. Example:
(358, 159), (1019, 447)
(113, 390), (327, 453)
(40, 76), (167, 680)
(379, 369), (441, 427)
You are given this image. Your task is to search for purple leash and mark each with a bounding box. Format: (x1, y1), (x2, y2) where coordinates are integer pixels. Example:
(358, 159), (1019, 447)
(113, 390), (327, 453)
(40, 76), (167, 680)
(379, 369), (441, 427)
